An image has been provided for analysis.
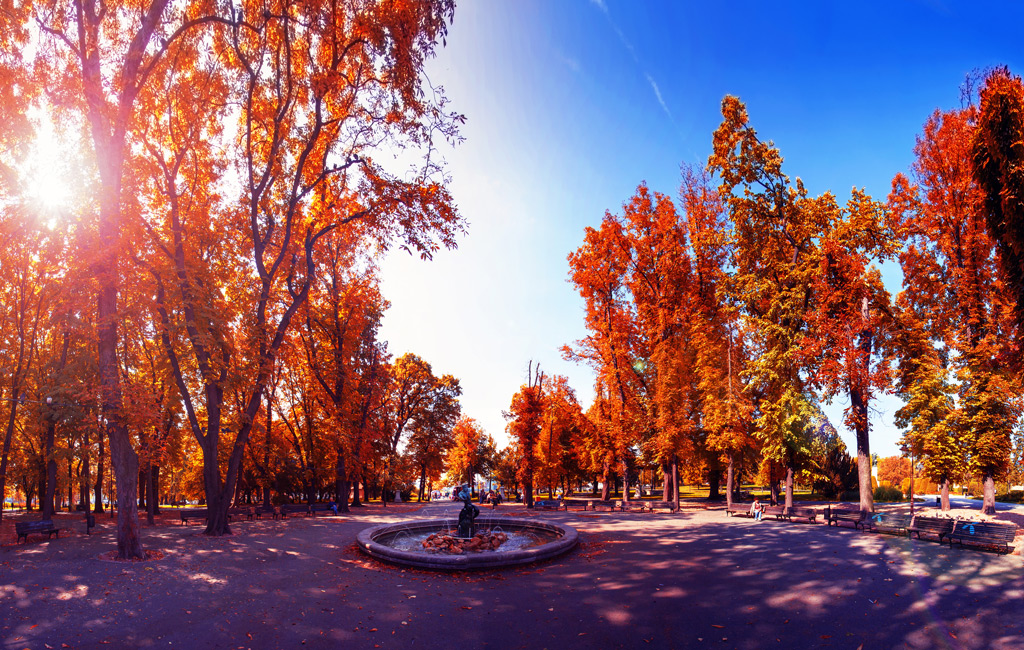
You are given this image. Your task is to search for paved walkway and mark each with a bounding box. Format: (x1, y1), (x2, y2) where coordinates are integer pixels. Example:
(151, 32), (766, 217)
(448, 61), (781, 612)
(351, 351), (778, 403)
(2, 502), (1022, 649)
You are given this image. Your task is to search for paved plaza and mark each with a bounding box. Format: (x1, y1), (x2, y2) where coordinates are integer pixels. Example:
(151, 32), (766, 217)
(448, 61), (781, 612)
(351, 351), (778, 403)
(2, 500), (1022, 649)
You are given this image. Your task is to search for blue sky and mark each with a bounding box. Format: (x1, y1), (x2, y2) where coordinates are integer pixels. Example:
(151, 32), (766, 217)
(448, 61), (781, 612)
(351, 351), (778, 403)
(378, 0), (1024, 458)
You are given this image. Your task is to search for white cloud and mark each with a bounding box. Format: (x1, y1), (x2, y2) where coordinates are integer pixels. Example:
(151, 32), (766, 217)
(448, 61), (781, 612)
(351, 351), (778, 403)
(646, 73), (672, 119)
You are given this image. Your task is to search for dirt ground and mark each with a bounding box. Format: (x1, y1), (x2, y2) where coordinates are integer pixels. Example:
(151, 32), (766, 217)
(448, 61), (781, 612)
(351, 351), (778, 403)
(2, 500), (1023, 650)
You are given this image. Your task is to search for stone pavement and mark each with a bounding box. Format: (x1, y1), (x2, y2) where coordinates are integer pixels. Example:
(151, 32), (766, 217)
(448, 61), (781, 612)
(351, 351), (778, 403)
(2, 501), (1022, 649)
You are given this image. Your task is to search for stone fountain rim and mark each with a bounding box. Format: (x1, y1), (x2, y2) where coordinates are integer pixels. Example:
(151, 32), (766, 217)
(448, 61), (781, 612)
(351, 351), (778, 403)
(356, 516), (578, 571)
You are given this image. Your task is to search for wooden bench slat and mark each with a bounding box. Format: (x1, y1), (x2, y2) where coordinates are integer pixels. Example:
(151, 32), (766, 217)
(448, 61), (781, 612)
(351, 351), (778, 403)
(826, 506), (866, 529)
(15, 520), (59, 543)
(908, 516), (954, 542)
(785, 507), (819, 523)
(864, 513), (912, 535)
(533, 500), (564, 510)
(946, 521), (1017, 553)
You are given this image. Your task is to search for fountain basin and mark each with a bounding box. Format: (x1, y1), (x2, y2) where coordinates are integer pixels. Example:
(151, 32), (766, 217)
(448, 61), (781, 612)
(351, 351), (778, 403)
(357, 516), (578, 571)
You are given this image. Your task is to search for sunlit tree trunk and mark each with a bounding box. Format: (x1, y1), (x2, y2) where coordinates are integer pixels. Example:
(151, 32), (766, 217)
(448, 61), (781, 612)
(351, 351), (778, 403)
(982, 470), (997, 515)
(725, 453), (735, 510)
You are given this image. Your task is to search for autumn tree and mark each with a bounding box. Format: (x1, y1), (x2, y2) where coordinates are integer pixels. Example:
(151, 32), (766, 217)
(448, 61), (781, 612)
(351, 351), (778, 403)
(0, 214), (50, 521)
(301, 224), (390, 510)
(506, 362), (545, 507)
(801, 190), (897, 515)
(121, 0), (464, 534)
(682, 164), (753, 508)
(708, 96), (828, 509)
(536, 375), (585, 497)
(974, 67), (1024, 332)
(891, 94), (1020, 514)
(407, 381), (463, 500)
(379, 353), (461, 503)
(565, 187), (679, 503)
(892, 307), (961, 509)
(444, 417), (489, 491)
(27, 0), (237, 557)
(876, 456), (912, 486)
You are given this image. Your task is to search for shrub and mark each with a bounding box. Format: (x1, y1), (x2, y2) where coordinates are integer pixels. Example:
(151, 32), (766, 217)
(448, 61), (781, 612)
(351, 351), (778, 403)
(995, 491), (1024, 503)
(873, 485), (904, 502)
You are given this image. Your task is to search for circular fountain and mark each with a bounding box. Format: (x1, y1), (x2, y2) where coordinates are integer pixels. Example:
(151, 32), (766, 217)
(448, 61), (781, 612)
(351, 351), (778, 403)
(357, 515), (578, 570)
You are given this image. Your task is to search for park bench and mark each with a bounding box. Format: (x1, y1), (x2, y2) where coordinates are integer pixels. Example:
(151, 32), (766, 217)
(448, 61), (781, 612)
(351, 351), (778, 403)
(616, 500), (649, 513)
(907, 516), (953, 542)
(278, 504), (311, 517)
(762, 505), (787, 520)
(180, 508), (209, 525)
(863, 512), (912, 536)
(589, 500), (618, 511)
(15, 520), (59, 543)
(533, 500), (564, 510)
(826, 506), (866, 529)
(785, 506), (820, 523)
(725, 503), (752, 517)
(562, 499), (590, 511)
(227, 507), (255, 521)
(648, 500), (678, 513)
(254, 506), (277, 520)
(309, 504), (336, 517)
(945, 520), (1018, 553)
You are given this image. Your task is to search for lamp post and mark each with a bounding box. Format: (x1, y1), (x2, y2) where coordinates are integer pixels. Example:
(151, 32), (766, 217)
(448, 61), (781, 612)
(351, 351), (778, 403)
(909, 449), (914, 518)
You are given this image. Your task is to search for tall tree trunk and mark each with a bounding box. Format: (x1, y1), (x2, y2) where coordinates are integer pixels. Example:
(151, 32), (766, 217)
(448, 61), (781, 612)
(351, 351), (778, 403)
(661, 461), (672, 501)
(94, 426), (105, 513)
(151, 466), (160, 515)
(672, 460), (680, 511)
(42, 421), (57, 519)
(335, 453), (350, 513)
(981, 470), (997, 515)
(0, 398), (21, 523)
(145, 464), (156, 525)
(418, 464), (427, 502)
(351, 472), (363, 507)
(600, 460), (611, 501)
(708, 468), (721, 500)
(80, 427), (91, 511)
(853, 297), (874, 516)
(939, 477), (950, 511)
(784, 465), (794, 510)
(201, 434), (232, 535)
(620, 459), (630, 503)
(725, 452), (735, 510)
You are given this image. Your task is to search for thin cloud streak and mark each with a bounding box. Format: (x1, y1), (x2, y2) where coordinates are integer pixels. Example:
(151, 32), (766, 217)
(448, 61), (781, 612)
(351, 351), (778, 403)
(646, 73), (672, 119)
(590, 0), (671, 120)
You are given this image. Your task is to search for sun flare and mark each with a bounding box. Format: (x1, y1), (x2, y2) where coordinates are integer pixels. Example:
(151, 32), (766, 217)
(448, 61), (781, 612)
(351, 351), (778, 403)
(23, 110), (75, 214)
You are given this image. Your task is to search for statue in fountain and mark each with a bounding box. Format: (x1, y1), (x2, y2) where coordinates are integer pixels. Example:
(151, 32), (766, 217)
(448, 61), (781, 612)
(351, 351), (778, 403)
(456, 484), (480, 538)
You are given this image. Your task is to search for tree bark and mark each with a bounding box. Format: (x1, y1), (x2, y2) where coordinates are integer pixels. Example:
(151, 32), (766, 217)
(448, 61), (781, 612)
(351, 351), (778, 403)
(94, 426), (105, 513)
(784, 465), (794, 510)
(672, 460), (680, 511)
(600, 461), (610, 501)
(0, 399), (21, 523)
(708, 468), (721, 500)
(620, 459), (630, 503)
(661, 461), (672, 501)
(939, 477), (950, 511)
(725, 453), (735, 510)
(981, 470), (996, 515)
(42, 421), (57, 520)
(80, 427), (91, 511)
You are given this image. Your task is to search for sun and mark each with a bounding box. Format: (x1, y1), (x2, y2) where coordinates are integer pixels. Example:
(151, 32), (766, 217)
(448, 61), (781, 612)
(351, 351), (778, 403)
(23, 108), (75, 214)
